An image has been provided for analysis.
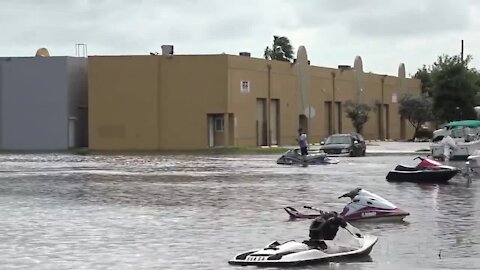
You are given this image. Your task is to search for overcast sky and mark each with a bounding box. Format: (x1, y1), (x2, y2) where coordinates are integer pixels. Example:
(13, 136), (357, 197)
(1, 0), (478, 76)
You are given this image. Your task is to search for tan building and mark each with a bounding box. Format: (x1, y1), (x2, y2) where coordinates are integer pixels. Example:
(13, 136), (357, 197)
(88, 49), (421, 151)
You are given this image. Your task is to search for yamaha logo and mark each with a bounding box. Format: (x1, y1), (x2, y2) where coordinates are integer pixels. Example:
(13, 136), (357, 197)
(361, 212), (376, 217)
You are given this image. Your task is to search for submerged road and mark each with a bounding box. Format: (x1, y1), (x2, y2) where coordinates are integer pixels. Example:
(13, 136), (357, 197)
(0, 152), (478, 270)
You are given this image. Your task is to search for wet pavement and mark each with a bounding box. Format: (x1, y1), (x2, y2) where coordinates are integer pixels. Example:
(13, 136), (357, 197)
(0, 152), (478, 270)
(286, 141), (433, 155)
(365, 141), (431, 154)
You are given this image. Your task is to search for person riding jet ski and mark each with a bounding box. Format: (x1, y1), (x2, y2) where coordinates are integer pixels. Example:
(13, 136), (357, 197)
(306, 211), (348, 248)
(229, 211), (378, 266)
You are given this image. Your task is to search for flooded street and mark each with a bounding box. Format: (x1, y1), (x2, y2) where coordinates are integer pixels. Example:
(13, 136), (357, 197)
(0, 153), (478, 270)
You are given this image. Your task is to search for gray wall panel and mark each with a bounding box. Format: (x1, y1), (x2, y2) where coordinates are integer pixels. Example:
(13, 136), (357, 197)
(0, 59), (3, 148)
(66, 57), (88, 147)
(0, 57), (68, 150)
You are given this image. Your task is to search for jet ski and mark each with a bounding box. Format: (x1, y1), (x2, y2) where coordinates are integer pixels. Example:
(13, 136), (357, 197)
(228, 219), (377, 266)
(386, 156), (460, 183)
(277, 148), (340, 165)
(284, 188), (409, 222)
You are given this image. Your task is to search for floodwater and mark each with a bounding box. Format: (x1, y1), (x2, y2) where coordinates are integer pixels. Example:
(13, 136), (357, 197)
(0, 153), (478, 270)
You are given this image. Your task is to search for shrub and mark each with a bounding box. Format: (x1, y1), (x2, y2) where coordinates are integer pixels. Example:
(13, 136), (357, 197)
(415, 129), (433, 139)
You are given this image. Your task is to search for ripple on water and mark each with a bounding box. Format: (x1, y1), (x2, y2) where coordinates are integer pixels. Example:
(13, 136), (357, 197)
(0, 153), (478, 269)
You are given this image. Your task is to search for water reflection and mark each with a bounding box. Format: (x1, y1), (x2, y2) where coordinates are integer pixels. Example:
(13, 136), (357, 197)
(0, 153), (478, 269)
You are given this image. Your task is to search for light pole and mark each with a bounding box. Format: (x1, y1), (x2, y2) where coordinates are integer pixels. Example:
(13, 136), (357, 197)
(331, 71), (336, 134)
(380, 75), (387, 140)
(267, 64), (272, 146)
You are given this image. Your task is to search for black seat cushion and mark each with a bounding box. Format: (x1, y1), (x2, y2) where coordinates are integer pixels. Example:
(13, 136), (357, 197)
(394, 165), (418, 171)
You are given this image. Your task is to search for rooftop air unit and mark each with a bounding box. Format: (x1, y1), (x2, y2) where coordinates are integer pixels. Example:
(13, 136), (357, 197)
(338, 65), (352, 71)
(161, 45), (174, 55)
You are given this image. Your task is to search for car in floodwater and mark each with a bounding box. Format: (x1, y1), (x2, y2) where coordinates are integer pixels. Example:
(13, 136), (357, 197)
(320, 133), (367, 157)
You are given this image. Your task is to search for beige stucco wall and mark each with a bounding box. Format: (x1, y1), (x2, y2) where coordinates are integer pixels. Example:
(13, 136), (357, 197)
(158, 55), (228, 150)
(89, 55), (228, 150)
(88, 56), (160, 150)
(227, 56), (299, 147)
(360, 73), (421, 140)
(89, 54), (421, 151)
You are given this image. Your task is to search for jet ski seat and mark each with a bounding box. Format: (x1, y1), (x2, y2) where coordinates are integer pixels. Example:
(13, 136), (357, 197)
(394, 165), (418, 171)
(303, 239), (328, 250)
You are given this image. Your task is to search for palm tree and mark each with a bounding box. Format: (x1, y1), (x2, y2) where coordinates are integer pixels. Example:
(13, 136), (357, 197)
(264, 35), (294, 62)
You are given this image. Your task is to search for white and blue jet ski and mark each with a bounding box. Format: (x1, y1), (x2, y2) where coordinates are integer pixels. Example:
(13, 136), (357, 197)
(228, 222), (377, 266)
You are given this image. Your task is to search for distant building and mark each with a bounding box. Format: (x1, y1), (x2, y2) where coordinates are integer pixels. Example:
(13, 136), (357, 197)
(0, 55), (88, 150)
(88, 49), (421, 151)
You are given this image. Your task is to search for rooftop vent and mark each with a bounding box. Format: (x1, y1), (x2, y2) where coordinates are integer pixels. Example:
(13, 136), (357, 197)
(161, 45), (174, 56)
(293, 59), (310, 64)
(338, 65), (352, 71)
(35, 48), (50, 57)
(75, 44), (88, 57)
(239, 52), (251, 57)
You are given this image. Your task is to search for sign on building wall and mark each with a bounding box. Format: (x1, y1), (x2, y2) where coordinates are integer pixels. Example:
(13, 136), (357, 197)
(392, 93), (397, 103)
(304, 106), (316, 119)
(240, 80), (250, 93)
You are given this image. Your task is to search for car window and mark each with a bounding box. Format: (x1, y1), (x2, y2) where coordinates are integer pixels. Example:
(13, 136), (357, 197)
(326, 135), (351, 144)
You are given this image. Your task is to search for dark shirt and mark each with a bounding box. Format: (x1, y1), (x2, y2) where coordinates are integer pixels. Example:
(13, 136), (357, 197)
(309, 215), (346, 241)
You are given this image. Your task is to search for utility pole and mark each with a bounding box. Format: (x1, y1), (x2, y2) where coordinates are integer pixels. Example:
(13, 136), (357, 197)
(461, 40), (464, 62)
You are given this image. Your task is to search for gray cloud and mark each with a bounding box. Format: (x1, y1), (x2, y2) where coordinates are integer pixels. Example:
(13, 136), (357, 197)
(291, 0), (475, 38)
(347, 0), (472, 37)
(1, 0), (480, 75)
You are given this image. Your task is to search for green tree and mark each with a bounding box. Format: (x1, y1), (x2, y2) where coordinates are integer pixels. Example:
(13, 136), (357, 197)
(475, 92), (480, 106)
(264, 35), (294, 62)
(415, 55), (478, 123)
(398, 93), (434, 140)
(343, 101), (373, 134)
(413, 65), (432, 96)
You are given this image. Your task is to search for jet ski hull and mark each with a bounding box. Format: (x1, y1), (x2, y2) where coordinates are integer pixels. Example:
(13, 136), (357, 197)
(343, 208), (409, 222)
(386, 168), (459, 183)
(285, 206), (408, 222)
(285, 188), (409, 222)
(386, 157), (460, 183)
(277, 149), (340, 165)
(228, 235), (378, 266)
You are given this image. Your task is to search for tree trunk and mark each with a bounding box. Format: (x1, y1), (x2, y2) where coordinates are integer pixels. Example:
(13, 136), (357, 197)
(355, 124), (362, 134)
(412, 124), (420, 141)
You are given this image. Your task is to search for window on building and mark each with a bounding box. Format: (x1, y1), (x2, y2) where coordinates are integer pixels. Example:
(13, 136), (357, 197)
(215, 117), (224, 132)
(240, 80), (250, 93)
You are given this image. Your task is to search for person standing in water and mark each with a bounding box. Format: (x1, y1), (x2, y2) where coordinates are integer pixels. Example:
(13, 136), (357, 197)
(440, 131), (457, 161)
(296, 128), (308, 166)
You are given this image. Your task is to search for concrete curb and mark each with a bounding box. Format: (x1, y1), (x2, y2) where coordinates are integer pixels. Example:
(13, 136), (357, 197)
(365, 150), (431, 156)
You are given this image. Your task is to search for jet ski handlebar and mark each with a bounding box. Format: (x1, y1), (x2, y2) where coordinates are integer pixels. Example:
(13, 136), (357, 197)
(338, 187), (362, 199)
(413, 156), (425, 161)
(304, 205), (323, 213)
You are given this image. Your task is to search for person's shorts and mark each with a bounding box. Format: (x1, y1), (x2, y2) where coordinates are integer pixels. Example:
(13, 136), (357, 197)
(300, 147), (308, 156)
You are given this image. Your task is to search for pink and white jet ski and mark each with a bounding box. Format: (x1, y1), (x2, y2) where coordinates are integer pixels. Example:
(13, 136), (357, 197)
(284, 188), (409, 222)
